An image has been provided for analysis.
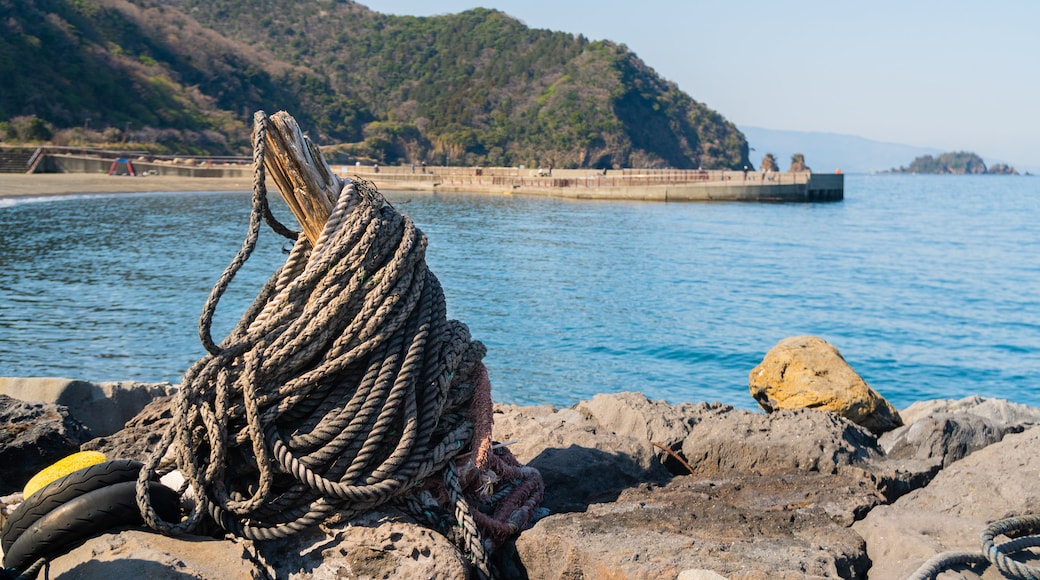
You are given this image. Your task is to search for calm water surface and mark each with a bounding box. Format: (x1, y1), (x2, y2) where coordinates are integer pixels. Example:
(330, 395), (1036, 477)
(1, 175), (1038, 410)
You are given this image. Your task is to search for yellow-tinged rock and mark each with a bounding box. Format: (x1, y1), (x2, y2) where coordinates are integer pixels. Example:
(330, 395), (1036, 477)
(22, 450), (107, 499)
(749, 336), (902, 434)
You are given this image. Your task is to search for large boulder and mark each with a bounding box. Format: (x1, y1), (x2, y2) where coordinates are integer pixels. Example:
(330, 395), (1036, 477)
(749, 336), (902, 434)
(492, 402), (673, 512)
(853, 426), (1040, 578)
(572, 392), (728, 472)
(0, 394), (92, 494)
(81, 395), (175, 460)
(0, 377), (176, 437)
(880, 412), (1007, 468)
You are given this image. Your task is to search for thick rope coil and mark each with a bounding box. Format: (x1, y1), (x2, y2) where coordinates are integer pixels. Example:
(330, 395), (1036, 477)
(908, 515), (1040, 579)
(136, 111), (543, 576)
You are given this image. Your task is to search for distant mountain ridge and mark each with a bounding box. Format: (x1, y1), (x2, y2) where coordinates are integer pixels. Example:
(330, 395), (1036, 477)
(740, 127), (943, 174)
(0, 0), (750, 169)
(742, 126), (1032, 175)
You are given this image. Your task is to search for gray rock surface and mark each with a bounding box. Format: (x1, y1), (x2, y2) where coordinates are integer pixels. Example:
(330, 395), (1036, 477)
(572, 392), (714, 462)
(491, 401), (674, 512)
(510, 400), (888, 578)
(0, 394), (92, 494)
(898, 394), (1040, 427)
(258, 510), (471, 579)
(505, 395), (1040, 579)
(81, 394), (175, 460)
(873, 395), (1040, 493)
(516, 473), (873, 579)
(880, 412), (1007, 468)
(4, 381), (1040, 579)
(853, 426), (1040, 579)
(682, 406), (882, 477)
(0, 377), (176, 437)
(43, 530), (266, 579)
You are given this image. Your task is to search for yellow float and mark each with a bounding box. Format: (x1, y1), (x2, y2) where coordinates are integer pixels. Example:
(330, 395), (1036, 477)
(22, 451), (107, 499)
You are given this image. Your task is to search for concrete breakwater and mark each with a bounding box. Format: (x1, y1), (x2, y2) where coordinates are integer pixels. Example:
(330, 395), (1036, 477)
(343, 165), (845, 202)
(16, 148), (843, 202)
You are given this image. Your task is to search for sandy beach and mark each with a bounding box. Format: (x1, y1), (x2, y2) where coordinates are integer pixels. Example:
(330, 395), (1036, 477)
(0, 173), (261, 198)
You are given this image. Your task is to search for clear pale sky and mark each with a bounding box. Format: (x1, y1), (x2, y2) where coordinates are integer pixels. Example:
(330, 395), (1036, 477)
(360, 0), (1038, 168)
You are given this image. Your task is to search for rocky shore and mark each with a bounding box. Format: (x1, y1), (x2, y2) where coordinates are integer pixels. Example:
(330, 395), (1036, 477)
(2, 338), (1039, 579)
(0, 173), (261, 199)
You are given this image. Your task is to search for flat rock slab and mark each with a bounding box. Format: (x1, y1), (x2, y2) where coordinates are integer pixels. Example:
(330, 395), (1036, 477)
(41, 512), (471, 579)
(516, 472), (872, 579)
(43, 529), (266, 579)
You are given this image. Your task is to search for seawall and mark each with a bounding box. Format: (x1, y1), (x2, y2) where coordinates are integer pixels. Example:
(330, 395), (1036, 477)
(340, 166), (844, 202)
(18, 150), (843, 202)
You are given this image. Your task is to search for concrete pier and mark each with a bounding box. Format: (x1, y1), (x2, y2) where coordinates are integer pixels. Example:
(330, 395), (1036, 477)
(339, 166), (844, 202)
(14, 150), (843, 202)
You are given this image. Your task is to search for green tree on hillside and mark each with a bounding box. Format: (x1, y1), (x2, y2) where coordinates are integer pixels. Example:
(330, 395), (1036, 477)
(891, 152), (994, 174)
(988, 163), (1018, 175)
(0, 0), (752, 167)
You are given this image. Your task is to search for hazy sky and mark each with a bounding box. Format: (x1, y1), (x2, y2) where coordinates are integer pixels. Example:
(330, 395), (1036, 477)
(360, 0), (1038, 168)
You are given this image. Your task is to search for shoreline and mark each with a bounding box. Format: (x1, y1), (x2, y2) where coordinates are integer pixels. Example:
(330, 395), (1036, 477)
(0, 173), (259, 199)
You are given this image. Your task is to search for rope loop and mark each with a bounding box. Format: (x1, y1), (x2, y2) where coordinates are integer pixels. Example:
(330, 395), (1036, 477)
(908, 514), (1040, 579)
(196, 111), (298, 355)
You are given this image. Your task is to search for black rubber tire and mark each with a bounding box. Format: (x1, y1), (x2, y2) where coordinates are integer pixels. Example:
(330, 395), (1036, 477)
(1, 459), (146, 554)
(2, 481), (180, 571)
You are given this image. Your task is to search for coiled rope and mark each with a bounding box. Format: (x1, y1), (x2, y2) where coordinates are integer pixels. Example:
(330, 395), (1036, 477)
(908, 515), (1040, 579)
(135, 111), (543, 578)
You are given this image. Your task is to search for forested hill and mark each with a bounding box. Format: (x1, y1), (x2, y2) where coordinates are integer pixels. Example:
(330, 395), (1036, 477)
(0, 0), (750, 169)
(888, 152), (1018, 175)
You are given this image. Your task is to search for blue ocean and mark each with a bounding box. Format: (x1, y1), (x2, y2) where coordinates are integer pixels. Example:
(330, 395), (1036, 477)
(1, 174), (1037, 411)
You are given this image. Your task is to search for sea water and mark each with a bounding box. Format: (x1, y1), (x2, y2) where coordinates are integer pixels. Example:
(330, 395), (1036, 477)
(1, 174), (1037, 410)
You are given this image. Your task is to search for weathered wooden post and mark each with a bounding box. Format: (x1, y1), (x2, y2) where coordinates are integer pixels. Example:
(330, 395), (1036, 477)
(259, 110), (346, 245)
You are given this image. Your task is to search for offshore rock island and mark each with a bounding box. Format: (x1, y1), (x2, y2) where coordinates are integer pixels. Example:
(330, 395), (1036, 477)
(888, 151), (1019, 174)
